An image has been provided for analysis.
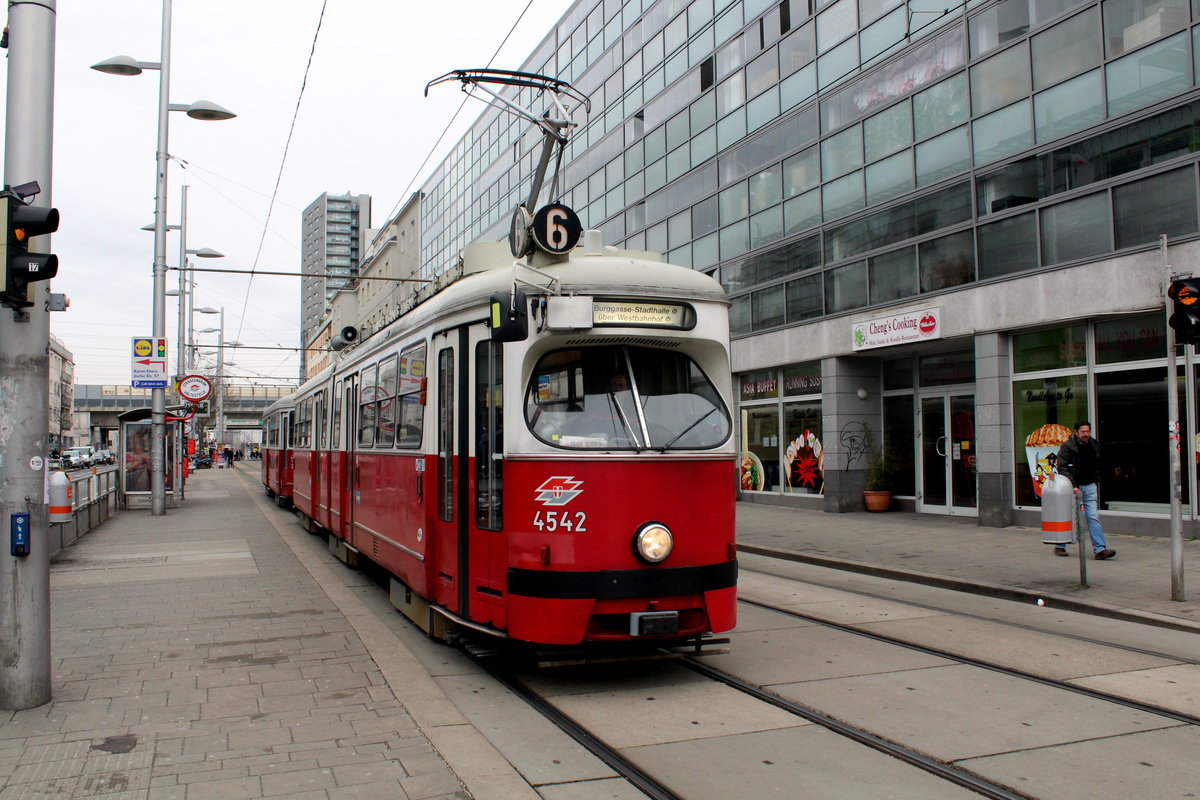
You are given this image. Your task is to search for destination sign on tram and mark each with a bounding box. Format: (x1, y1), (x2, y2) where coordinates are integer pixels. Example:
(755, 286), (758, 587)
(593, 301), (689, 328)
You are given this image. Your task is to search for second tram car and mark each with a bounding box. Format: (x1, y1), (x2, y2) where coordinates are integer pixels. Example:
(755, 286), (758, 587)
(263, 236), (737, 651)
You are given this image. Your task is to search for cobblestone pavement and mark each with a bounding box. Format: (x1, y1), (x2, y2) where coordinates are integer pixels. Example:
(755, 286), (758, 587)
(0, 471), (469, 800)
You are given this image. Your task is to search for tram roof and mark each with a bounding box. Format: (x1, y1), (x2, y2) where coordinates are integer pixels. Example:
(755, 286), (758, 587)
(265, 239), (728, 414)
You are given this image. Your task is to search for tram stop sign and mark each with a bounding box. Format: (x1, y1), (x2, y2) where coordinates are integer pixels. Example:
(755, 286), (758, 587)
(178, 374), (213, 404)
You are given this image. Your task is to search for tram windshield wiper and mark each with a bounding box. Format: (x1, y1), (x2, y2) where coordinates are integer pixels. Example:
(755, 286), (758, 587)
(608, 391), (645, 451)
(658, 407), (717, 452)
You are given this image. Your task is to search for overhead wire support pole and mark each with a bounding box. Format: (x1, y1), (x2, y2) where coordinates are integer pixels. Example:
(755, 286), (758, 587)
(0, 0), (56, 711)
(149, 0), (173, 516)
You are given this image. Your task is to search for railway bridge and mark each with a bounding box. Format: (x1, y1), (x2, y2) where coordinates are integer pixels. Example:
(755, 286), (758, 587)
(72, 383), (293, 446)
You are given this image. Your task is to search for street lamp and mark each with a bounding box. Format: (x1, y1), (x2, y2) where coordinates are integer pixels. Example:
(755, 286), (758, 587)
(148, 187), (225, 380)
(198, 309), (237, 448)
(92, 2), (236, 515)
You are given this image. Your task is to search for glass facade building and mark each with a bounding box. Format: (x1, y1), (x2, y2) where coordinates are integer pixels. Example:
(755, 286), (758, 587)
(413, 0), (1200, 535)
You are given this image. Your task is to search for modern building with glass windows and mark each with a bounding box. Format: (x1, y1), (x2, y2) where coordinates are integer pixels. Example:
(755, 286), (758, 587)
(300, 192), (371, 378)
(411, 0), (1200, 535)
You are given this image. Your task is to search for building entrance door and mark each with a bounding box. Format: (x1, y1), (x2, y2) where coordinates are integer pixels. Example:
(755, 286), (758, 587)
(917, 393), (977, 515)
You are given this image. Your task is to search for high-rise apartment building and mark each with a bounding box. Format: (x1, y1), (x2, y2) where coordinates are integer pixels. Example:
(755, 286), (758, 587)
(48, 334), (74, 449)
(410, 0), (1200, 536)
(300, 192), (371, 376)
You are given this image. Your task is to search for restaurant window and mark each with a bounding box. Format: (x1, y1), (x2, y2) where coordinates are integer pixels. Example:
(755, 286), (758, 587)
(739, 366), (824, 496)
(782, 362), (823, 495)
(1011, 314), (1188, 511)
(1013, 374), (1089, 506)
(1097, 367), (1187, 511)
(741, 405), (781, 491)
(883, 357), (913, 390)
(919, 350), (974, 386)
(883, 394), (916, 495)
(1013, 325), (1087, 372)
(1094, 313), (1165, 365)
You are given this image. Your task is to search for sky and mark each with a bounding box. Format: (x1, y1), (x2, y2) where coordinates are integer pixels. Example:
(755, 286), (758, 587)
(27, 0), (574, 387)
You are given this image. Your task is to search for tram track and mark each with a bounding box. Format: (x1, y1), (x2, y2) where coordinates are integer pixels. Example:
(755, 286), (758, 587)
(480, 647), (1038, 800)
(739, 562), (1200, 667)
(476, 570), (1200, 800)
(736, 595), (1200, 727)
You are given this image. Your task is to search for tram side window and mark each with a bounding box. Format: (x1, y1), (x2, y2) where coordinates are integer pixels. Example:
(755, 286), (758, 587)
(316, 390), (328, 450)
(297, 398), (311, 449)
(358, 363), (378, 447)
(396, 343), (427, 448)
(332, 380), (343, 449)
(376, 356), (398, 447)
(475, 341), (502, 531)
(525, 345), (732, 450)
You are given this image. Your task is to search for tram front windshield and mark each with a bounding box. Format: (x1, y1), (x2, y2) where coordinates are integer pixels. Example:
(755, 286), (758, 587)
(525, 345), (730, 451)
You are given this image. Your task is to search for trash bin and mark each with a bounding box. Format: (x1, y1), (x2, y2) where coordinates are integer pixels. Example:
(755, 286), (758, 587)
(1041, 474), (1074, 545)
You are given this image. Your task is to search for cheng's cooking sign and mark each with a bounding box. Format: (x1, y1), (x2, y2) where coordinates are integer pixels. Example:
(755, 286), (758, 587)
(852, 308), (942, 351)
(593, 301), (687, 328)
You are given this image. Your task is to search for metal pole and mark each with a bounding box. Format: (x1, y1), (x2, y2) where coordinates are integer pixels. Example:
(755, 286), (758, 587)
(176, 184), (187, 379)
(0, 0), (56, 711)
(150, 0), (173, 516)
(173, 185), (187, 505)
(1076, 498), (1088, 588)
(217, 308), (225, 447)
(1162, 234), (1186, 601)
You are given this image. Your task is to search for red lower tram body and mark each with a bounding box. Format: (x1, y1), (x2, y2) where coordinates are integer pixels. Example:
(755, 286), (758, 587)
(261, 445), (293, 505)
(274, 444), (736, 647)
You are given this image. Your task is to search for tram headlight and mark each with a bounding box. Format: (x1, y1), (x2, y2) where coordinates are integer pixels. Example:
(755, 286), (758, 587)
(634, 522), (673, 563)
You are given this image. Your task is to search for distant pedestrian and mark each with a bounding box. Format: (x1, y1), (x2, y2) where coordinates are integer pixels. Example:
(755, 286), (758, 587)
(1052, 421), (1115, 560)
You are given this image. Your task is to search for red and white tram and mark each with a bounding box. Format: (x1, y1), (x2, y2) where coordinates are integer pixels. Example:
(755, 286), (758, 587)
(263, 236), (737, 651)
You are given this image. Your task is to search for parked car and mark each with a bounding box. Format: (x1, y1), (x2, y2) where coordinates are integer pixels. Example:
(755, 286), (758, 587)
(63, 446), (95, 468)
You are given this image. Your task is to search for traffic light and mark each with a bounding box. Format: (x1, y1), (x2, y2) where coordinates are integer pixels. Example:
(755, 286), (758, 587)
(1169, 279), (1200, 345)
(0, 191), (59, 309)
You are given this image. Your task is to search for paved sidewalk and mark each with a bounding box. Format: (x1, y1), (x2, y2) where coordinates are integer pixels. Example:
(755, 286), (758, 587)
(736, 500), (1200, 630)
(0, 469), (471, 800)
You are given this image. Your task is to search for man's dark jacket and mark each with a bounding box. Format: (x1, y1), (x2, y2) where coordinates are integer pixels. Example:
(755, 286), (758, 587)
(1056, 434), (1100, 486)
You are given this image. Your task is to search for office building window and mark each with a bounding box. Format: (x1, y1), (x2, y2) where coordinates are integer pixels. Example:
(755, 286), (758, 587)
(1113, 167), (1199, 248)
(1040, 191), (1111, 264)
(1031, 7), (1101, 90)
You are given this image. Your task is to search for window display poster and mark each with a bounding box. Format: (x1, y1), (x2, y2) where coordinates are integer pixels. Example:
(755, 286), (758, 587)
(1012, 375), (1088, 505)
(784, 401), (823, 494)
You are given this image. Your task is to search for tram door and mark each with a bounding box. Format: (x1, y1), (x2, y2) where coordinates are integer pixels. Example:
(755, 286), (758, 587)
(338, 374), (357, 542)
(327, 377), (348, 539)
(428, 327), (507, 625)
(431, 329), (468, 615)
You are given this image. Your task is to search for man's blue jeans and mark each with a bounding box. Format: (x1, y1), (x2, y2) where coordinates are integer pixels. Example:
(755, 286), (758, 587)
(1078, 483), (1107, 553)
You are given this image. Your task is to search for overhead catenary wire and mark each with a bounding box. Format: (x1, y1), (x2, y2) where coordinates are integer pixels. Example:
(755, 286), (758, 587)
(376, 0), (538, 229)
(232, 0), (329, 348)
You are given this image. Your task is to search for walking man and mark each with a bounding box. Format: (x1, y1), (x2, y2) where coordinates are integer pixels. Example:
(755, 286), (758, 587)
(1053, 421), (1115, 560)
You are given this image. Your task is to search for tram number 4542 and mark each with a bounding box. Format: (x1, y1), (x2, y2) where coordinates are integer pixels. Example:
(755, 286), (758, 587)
(533, 510), (588, 532)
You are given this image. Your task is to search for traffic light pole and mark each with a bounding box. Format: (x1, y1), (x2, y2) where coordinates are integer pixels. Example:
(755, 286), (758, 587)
(0, 0), (56, 710)
(1162, 235), (1186, 602)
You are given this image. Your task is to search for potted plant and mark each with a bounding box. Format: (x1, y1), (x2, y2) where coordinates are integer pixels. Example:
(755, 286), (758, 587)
(863, 451), (894, 512)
